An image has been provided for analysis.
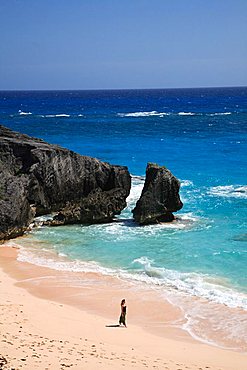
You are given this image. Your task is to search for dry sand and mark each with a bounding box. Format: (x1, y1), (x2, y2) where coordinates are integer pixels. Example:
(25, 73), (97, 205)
(0, 246), (246, 370)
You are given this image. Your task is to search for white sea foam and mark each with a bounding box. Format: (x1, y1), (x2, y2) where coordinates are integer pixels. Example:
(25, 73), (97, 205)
(11, 173), (246, 316)
(125, 176), (144, 208)
(14, 239), (247, 311)
(209, 185), (247, 199)
(17, 245), (246, 311)
(180, 303), (247, 350)
(131, 176), (194, 190)
(18, 110), (32, 115)
(17, 248), (119, 276)
(34, 214), (53, 222)
(118, 111), (170, 117)
(154, 214), (200, 230)
(44, 114), (70, 118)
(177, 213), (199, 223)
(178, 112), (195, 116)
(180, 180), (194, 187)
(122, 175), (199, 230)
(58, 252), (68, 257)
(131, 175), (145, 181)
(131, 256), (247, 310)
(55, 114), (70, 117)
(4, 240), (22, 248)
(118, 111), (235, 118)
(207, 112), (232, 116)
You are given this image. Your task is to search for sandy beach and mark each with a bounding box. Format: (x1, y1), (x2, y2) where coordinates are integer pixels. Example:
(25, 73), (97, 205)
(1, 0), (247, 368)
(0, 245), (246, 370)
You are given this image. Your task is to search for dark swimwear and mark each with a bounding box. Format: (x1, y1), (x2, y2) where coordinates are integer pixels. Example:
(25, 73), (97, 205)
(119, 313), (126, 326)
(119, 305), (127, 326)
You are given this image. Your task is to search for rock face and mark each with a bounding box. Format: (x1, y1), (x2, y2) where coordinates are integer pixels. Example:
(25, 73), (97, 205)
(132, 163), (183, 225)
(0, 125), (131, 240)
(49, 187), (128, 225)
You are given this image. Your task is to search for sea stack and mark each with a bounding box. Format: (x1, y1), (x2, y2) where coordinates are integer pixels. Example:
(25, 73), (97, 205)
(0, 125), (131, 240)
(132, 163), (183, 225)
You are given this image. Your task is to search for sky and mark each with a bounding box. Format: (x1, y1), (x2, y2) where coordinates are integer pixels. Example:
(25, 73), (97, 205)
(0, 0), (246, 90)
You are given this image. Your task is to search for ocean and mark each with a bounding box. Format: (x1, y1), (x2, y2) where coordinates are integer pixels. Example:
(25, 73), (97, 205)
(1, 87), (247, 350)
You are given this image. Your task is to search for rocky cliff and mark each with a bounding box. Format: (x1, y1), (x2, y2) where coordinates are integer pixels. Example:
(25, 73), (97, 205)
(0, 125), (131, 240)
(132, 163), (183, 225)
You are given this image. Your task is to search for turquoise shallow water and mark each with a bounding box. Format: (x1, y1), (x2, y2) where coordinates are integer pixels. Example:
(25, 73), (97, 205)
(18, 176), (247, 310)
(1, 88), (247, 348)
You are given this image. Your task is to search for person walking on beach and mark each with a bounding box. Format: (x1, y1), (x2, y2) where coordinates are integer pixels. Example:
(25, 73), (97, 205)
(119, 299), (127, 327)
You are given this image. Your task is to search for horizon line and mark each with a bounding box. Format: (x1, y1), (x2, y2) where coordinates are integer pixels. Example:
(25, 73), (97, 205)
(0, 85), (246, 92)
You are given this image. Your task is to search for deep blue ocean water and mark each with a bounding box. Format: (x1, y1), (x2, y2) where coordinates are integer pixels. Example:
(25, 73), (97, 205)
(1, 88), (247, 343)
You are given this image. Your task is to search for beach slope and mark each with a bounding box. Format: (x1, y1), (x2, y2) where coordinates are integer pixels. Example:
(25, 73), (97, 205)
(0, 246), (246, 370)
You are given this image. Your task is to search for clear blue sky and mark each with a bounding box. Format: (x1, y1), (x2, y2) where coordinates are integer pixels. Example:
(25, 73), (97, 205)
(0, 0), (246, 90)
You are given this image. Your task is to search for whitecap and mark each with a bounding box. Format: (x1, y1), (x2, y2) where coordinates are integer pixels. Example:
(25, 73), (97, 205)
(207, 112), (232, 116)
(44, 114), (70, 118)
(180, 180), (194, 187)
(132, 256), (153, 266)
(18, 110), (32, 115)
(209, 185), (247, 199)
(55, 114), (70, 117)
(117, 111), (170, 117)
(178, 112), (195, 116)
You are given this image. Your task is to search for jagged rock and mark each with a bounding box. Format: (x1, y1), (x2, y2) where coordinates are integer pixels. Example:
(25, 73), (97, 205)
(132, 163), (183, 225)
(0, 125), (131, 240)
(47, 187), (127, 225)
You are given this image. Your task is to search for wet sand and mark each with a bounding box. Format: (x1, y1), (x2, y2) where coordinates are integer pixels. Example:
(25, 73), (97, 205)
(0, 245), (246, 369)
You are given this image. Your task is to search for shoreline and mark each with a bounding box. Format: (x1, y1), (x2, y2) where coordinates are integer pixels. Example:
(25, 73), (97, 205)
(0, 244), (246, 369)
(6, 233), (247, 352)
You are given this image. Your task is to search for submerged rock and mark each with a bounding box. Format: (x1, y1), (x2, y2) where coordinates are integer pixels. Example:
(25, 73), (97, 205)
(232, 233), (247, 242)
(132, 163), (183, 225)
(0, 125), (131, 240)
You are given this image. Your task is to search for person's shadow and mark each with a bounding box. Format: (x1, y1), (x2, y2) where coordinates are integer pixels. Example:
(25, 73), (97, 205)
(105, 324), (120, 327)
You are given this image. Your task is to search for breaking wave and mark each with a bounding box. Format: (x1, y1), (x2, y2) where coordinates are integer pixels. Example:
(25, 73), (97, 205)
(117, 111), (171, 117)
(14, 112), (84, 118)
(43, 114), (71, 118)
(209, 185), (247, 199)
(18, 110), (32, 115)
(207, 112), (232, 116)
(131, 257), (247, 310)
(180, 180), (194, 187)
(118, 111), (234, 118)
(15, 247), (247, 311)
(178, 112), (196, 116)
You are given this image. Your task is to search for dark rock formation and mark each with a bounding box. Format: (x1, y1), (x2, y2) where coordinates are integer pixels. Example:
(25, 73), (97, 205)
(132, 163), (183, 225)
(47, 188), (128, 226)
(0, 125), (131, 240)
